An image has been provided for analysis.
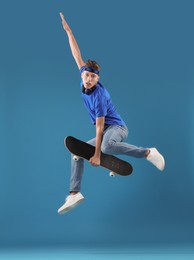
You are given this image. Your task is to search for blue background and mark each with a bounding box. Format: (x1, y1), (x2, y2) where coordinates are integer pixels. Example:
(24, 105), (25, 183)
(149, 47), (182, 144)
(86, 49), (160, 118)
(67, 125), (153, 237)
(0, 0), (194, 252)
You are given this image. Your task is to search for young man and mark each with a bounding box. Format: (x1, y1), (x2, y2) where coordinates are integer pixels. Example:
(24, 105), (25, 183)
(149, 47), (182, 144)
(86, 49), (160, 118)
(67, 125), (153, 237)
(58, 12), (165, 214)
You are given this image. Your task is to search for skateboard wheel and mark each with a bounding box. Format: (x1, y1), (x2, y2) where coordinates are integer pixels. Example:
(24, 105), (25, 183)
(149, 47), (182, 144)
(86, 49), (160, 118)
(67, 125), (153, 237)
(109, 171), (116, 177)
(73, 155), (79, 161)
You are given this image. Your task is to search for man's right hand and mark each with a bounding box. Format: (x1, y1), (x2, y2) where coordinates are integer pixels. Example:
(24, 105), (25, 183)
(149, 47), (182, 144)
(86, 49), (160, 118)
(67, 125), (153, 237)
(59, 12), (85, 70)
(59, 12), (70, 32)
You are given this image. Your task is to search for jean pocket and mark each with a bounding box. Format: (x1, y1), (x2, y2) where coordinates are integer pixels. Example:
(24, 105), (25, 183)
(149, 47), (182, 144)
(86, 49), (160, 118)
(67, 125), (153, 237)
(117, 125), (128, 139)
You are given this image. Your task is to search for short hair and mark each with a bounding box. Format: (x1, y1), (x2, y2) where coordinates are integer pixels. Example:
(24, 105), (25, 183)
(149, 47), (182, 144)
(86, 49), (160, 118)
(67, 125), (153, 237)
(85, 59), (100, 72)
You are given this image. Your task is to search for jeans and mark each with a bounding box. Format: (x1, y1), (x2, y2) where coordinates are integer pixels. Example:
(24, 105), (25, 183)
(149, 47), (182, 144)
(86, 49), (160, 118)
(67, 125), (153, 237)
(70, 125), (148, 192)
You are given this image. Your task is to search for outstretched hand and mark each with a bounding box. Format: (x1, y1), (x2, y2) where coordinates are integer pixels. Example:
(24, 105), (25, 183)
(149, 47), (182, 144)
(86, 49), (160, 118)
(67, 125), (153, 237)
(59, 12), (70, 32)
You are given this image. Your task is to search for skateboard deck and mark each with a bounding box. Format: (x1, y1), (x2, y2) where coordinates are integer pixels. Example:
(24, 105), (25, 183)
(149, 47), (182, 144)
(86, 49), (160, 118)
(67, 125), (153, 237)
(65, 136), (133, 176)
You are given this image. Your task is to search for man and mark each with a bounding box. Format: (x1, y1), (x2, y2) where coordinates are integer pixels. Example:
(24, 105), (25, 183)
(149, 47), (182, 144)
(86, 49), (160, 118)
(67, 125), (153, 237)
(58, 12), (165, 214)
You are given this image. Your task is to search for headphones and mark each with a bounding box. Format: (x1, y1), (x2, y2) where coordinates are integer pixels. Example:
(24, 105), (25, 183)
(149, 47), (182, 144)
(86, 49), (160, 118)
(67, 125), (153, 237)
(82, 85), (97, 95)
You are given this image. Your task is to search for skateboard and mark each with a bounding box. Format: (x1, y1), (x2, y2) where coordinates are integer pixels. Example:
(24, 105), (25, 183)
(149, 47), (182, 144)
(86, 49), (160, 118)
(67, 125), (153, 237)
(65, 136), (133, 176)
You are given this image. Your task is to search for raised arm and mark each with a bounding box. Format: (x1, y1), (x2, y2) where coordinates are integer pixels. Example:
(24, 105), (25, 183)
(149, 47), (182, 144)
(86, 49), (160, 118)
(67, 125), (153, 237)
(59, 12), (85, 69)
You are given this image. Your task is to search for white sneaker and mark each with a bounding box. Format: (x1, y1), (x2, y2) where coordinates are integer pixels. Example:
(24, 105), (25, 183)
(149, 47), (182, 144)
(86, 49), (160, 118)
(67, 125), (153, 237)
(57, 192), (85, 214)
(146, 148), (165, 171)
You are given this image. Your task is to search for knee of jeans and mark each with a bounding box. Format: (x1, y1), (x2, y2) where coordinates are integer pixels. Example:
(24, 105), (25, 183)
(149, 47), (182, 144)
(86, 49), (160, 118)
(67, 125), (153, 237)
(101, 141), (115, 154)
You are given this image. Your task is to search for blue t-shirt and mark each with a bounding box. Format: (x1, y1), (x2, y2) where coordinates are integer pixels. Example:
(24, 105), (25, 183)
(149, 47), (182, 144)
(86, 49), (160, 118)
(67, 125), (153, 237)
(80, 67), (125, 126)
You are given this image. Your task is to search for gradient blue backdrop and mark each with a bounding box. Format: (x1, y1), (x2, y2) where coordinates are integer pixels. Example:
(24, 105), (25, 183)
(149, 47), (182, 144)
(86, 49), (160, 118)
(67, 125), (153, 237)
(0, 0), (194, 250)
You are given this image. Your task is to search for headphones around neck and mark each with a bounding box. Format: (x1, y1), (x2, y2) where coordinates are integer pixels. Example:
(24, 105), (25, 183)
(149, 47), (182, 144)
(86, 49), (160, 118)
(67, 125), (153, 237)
(82, 85), (97, 95)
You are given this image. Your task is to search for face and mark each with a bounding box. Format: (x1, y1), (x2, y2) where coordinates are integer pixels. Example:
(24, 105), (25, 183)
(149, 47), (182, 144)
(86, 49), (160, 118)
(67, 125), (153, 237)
(81, 71), (99, 89)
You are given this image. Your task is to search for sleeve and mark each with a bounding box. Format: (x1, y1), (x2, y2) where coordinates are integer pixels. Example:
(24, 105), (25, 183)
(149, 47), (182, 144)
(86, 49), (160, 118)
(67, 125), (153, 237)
(80, 66), (86, 74)
(94, 95), (107, 118)
(80, 66), (85, 87)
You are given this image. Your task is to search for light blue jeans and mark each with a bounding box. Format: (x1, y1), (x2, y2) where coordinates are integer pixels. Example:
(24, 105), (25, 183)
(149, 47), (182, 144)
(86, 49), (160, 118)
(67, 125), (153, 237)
(70, 125), (148, 192)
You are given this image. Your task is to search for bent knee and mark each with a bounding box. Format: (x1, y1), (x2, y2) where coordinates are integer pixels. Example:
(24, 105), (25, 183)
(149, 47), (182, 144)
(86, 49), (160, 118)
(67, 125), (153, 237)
(101, 141), (115, 154)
